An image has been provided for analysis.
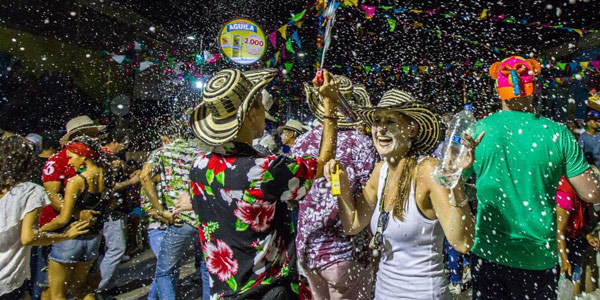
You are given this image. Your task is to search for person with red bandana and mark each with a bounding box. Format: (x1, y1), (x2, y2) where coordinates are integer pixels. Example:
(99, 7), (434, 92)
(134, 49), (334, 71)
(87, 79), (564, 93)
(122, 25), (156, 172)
(41, 135), (115, 300)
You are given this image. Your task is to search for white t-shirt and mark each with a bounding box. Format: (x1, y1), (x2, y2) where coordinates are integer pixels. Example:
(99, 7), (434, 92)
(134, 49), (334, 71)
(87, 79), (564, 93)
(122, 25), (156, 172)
(0, 182), (49, 296)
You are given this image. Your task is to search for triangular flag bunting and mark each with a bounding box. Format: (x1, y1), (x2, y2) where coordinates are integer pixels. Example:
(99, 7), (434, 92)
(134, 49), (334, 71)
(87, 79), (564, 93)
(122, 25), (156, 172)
(418, 66), (428, 73)
(278, 25), (288, 39)
(344, 0), (358, 6)
(364, 66), (371, 74)
(291, 9), (306, 22)
(556, 62), (567, 70)
(568, 62), (578, 71)
(268, 32), (278, 48)
(295, 20), (304, 28)
(291, 31), (302, 49)
(402, 66), (409, 74)
(479, 9), (487, 19)
(360, 5), (376, 19)
(112, 55), (126, 64)
(592, 61), (600, 70)
(580, 62), (589, 70)
(284, 62), (293, 73)
(139, 61), (153, 71)
(275, 51), (280, 63)
(285, 39), (295, 53)
(387, 18), (397, 32)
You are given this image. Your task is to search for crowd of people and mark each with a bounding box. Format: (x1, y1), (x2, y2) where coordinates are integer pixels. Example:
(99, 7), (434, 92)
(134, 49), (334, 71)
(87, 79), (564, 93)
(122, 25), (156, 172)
(1, 55), (600, 300)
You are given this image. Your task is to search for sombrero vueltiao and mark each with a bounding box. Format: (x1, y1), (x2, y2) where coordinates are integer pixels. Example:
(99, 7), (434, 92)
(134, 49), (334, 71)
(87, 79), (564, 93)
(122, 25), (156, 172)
(191, 68), (278, 146)
(303, 75), (371, 127)
(356, 89), (441, 155)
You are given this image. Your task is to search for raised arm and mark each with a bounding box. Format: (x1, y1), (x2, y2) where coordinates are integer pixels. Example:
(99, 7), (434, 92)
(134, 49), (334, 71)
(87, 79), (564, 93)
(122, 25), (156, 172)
(422, 158), (475, 253)
(324, 160), (380, 235)
(313, 70), (339, 179)
(40, 176), (84, 232)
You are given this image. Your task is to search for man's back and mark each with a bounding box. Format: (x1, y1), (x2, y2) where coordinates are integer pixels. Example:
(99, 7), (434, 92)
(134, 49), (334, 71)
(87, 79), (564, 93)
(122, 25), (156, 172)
(469, 110), (588, 270)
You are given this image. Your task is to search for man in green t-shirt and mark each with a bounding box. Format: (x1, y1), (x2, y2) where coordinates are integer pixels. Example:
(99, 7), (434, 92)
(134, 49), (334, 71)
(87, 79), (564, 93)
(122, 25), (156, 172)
(466, 56), (600, 299)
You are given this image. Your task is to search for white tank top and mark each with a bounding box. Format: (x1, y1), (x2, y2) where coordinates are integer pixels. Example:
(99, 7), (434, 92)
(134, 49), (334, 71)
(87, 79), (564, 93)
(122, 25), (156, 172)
(370, 162), (449, 300)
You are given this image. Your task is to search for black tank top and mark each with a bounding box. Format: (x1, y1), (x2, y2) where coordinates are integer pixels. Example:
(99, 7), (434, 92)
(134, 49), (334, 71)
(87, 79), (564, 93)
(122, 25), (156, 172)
(74, 174), (107, 236)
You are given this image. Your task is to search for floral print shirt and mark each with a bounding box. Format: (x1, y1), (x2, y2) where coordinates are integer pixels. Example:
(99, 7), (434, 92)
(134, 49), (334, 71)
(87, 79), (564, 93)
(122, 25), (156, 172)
(291, 126), (377, 270)
(142, 138), (201, 228)
(190, 142), (317, 299)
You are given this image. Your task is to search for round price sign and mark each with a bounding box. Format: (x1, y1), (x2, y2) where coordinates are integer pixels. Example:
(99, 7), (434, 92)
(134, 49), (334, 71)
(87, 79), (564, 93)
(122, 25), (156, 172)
(219, 18), (266, 65)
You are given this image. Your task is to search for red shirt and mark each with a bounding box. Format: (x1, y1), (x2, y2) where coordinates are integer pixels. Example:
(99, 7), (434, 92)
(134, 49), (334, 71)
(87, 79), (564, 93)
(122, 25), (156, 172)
(39, 149), (77, 227)
(556, 177), (589, 238)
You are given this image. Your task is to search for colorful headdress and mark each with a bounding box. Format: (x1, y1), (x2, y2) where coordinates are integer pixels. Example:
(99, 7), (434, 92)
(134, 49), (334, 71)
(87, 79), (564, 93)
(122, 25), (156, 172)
(489, 56), (541, 101)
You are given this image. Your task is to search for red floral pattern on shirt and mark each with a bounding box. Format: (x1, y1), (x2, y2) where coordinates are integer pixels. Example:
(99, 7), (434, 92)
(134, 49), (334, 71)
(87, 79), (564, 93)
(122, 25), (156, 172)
(291, 126), (377, 271)
(190, 142), (316, 298)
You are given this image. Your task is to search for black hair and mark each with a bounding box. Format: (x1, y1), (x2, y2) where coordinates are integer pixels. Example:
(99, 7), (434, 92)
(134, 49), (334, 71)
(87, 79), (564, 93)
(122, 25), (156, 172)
(0, 136), (36, 191)
(105, 128), (130, 144)
(41, 130), (62, 151)
(70, 135), (117, 204)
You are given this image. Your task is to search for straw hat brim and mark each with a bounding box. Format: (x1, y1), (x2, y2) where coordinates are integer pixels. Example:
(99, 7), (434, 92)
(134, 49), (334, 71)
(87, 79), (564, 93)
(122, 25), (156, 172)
(304, 83), (371, 127)
(191, 69), (278, 146)
(356, 102), (441, 155)
(60, 125), (106, 145)
(277, 126), (303, 136)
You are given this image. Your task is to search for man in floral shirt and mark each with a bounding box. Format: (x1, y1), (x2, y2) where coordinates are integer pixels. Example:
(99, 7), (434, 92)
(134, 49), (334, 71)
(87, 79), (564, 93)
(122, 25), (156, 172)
(293, 76), (376, 299)
(140, 133), (209, 300)
(188, 68), (340, 299)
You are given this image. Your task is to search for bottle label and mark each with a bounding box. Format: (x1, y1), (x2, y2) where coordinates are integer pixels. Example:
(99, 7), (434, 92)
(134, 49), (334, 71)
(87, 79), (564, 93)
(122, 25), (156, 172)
(451, 135), (462, 145)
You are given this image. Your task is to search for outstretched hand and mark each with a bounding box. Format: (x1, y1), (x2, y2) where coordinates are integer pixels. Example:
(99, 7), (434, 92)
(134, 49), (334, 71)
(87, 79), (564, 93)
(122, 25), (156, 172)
(65, 221), (90, 239)
(461, 131), (485, 170)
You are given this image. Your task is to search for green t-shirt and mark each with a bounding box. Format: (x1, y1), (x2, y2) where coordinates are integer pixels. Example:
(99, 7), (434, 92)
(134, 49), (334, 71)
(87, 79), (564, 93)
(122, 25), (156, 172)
(465, 110), (588, 270)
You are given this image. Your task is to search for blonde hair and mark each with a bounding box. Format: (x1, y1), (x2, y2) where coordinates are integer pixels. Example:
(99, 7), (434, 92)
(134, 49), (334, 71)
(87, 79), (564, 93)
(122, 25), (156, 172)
(391, 155), (417, 221)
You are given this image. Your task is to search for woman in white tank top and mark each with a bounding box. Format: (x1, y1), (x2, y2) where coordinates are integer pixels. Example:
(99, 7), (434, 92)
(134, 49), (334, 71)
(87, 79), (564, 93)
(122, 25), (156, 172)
(324, 90), (480, 299)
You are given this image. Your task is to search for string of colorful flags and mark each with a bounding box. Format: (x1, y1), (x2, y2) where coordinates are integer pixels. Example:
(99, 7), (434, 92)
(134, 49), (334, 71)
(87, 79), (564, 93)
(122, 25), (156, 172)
(354, 3), (599, 37)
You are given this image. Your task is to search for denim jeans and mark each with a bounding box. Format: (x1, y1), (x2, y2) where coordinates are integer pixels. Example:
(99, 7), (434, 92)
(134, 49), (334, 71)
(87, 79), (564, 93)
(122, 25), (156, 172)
(98, 214), (127, 291)
(155, 223), (209, 300)
(147, 229), (174, 300)
(445, 239), (469, 284)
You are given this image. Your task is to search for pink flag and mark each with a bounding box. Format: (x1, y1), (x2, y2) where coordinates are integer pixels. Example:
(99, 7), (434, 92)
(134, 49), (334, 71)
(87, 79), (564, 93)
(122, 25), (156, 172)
(360, 5), (376, 19)
(207, 54), (221, 63)
(592, 61), (600, 70)
(268, 32), (278, 48)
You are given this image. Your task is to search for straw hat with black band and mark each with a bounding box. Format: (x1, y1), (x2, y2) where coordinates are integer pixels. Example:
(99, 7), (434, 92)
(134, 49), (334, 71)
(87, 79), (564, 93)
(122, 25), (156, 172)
(277, 120), (306, 136)
(356, 89), (441, 155)
(304, 75), (371, 127)
(60, 115), (106, 145)
(191, 68), (278, 146)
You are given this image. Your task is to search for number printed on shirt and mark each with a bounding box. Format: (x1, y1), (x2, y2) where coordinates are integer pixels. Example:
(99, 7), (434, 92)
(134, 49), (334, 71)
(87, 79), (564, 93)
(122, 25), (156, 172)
(43, 161), (56, 176)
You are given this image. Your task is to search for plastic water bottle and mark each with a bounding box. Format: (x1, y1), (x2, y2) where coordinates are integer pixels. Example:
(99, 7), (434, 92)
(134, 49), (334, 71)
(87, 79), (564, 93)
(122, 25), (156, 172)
(432, 104), (477, 189)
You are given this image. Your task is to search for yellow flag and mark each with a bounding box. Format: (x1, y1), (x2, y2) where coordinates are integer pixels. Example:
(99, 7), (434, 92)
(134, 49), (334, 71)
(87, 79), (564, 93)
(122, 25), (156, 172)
(295, 20), (304, 28)
(344, 0), (358, 6)
(278, 25), (287, 39)
(418, 66), (428, 73)
(573, 29), (583, 36)
(383, 66), (392, 71)
(480, 9), (487, 19)
(581, 62), (589, 70)
(275, 51), (280, 62)
(411, 22), (424, 28)
(411, 9), (423, 14)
